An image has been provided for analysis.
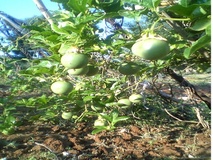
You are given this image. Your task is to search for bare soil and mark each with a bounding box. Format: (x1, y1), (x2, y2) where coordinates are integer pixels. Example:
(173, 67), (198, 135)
(0, 122), (211, 160)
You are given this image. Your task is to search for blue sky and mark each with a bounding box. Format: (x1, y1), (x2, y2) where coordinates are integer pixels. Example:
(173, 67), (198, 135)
(0, 0), (59, 19)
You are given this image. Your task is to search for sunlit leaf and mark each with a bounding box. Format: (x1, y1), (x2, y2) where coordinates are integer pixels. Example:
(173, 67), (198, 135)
(51, 23), (69, 35)
(92, 126), (108, 134)
(67, 0), (92, 13)
(205, 24), (211, 35)
(83, 95), (95, 102)
(113, 116), (129, 124)
(142, 0), (161, 9)
(184, 35), (210, 59)
(179, 0), (188, 7)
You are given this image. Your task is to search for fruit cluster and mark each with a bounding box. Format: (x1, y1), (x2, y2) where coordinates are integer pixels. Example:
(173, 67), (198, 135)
(51, 52), (99, 95)
(50, 38), (170, 119)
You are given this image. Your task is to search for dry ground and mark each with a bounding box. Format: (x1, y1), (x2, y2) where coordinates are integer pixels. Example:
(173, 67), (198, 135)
(0, 121), (211, 160)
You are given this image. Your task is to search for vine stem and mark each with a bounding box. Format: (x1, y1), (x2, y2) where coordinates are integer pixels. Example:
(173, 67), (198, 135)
(161, 17), (190, 21)
(150, 18), (161, 32)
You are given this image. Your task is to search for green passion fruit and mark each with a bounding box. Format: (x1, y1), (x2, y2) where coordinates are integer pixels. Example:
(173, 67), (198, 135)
(118, 62), (140, 75)
(61, 111), (72, 120)
(129, 94), (143, 104)
(61, 53), (88, 69)
(131, 38), (170, 60)
(67, 66), (89, 75)
(51, 81), (73, 95)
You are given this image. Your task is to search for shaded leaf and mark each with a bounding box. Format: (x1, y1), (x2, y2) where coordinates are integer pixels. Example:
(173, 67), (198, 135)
(167, 3), (210, 18)
(189, 18), (211, 31)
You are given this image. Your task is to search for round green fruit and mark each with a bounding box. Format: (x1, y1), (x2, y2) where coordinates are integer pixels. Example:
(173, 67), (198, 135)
(86, 65), (99, 76)
(118, 62), (139, 75)
(129, 94), (143, 104)
(51, 81), (73, 94)
(61, 53), (88, 69)
(67, 66), (89, 75)
(118, 99), (132, 107)
(61, 111), (72, 120)
(131, 38), (170, 60)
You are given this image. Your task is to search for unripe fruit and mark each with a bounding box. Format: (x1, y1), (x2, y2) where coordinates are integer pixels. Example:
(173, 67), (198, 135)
(61, 53), (88, 69)
(131, 38), (170, 60)
(67, 66), (89, 75)
(118, 62), (139, 75)
(51, 81), (73, 95)
(61, 111), (72, 120)
(86, 65), (99, 76)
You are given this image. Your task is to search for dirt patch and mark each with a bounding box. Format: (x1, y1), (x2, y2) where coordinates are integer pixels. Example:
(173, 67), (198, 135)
(0, 122), (210, 159)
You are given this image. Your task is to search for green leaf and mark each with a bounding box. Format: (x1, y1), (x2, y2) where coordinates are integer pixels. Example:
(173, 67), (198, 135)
(105, 102), (117, 107)
(1, 127), (15, 135)
(167, 4), (210, 18)
(92, 126), (108, 134)
(205, 24), (211, 35)
(5, 115), (16, 124)
(83, 95), (95, 102)
(100, 113), (112, 122)
(113, 116), (129, 124)
(51, 24), (69, 35)
(179, 0), (188, 7)
(111, 110), (119, 120)
(189, 18), (211, 31)
(168, 5), (195, 17)
(58, 43), (73, 55)
(37, 95), (49, 104)
(191, 6), (207, 17)
(142, 0), (161, 9)
(67, 0), (92, 13)
(184, 35), (211, 59)
(57, 21), (82, 33)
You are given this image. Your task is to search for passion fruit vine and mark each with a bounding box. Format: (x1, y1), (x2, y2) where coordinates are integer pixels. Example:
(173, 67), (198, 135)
(131, 38), (170, 60)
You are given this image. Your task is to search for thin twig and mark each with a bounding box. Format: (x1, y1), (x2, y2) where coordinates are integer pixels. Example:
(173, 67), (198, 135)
(34, 142), (59, 160)
(164, 109), (198, 124)
(193, 107), (209, 129)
